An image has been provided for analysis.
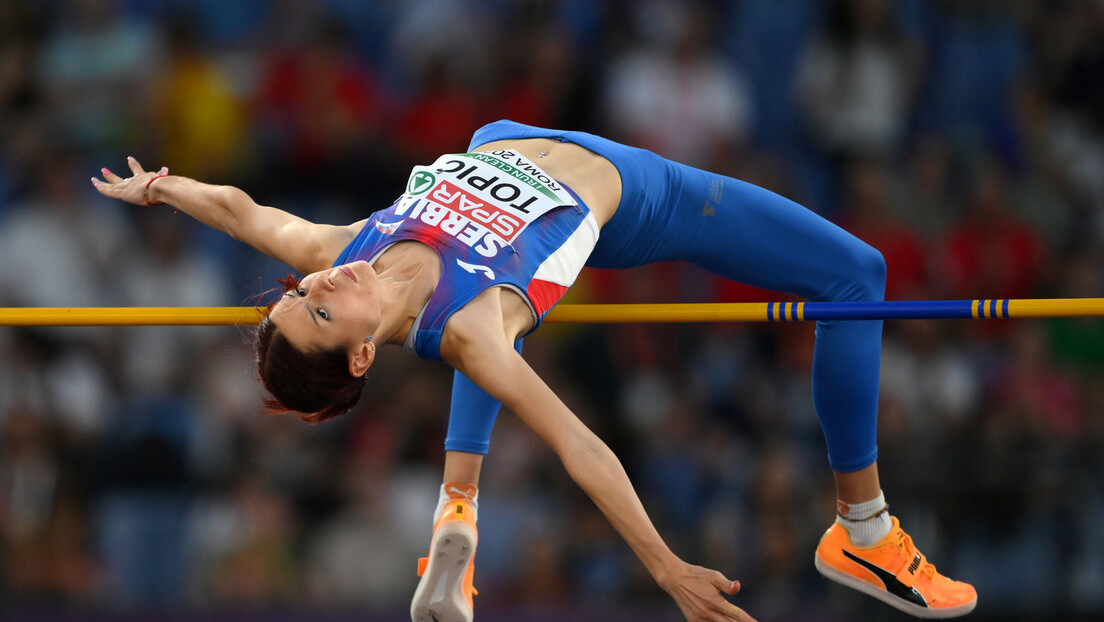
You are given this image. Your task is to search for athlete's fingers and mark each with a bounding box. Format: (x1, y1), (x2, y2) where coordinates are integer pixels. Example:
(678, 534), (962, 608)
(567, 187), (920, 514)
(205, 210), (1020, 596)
(90, 176), (122, 198)
(724, 604), (757, 622)
(708, 574), (753, 621)
(100, 167), (123, 184)
(711, 573), (740, 595)
(126, 156), (145, 176)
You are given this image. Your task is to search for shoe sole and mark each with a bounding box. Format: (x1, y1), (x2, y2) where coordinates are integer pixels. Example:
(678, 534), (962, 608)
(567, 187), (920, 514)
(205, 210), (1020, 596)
(411, 520), (476, 622)
(815, 552), (977, 619)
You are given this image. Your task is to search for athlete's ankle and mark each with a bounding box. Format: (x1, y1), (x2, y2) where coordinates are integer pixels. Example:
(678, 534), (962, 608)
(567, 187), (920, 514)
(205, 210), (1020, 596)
(837, 491), (892, 546)
(436, 482), (479, 522)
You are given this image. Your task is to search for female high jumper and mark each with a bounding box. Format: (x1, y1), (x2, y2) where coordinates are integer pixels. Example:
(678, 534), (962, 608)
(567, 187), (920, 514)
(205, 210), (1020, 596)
(93, 120), (977, 622)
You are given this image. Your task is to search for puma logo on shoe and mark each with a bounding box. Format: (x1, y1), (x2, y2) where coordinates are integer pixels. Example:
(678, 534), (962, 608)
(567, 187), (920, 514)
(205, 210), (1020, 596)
(907, 553), (922, 575)
(841, 550), (929, 609)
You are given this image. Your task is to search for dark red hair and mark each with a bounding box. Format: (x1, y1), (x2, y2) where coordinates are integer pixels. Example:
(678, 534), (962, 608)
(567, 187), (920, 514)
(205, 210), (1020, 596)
(253, 275), (366, 423)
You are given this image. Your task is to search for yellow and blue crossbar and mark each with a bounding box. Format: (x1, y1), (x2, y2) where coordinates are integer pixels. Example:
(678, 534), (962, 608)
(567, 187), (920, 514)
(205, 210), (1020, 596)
(545, 298), (1104, 323)
(1, 298), (1103, 327)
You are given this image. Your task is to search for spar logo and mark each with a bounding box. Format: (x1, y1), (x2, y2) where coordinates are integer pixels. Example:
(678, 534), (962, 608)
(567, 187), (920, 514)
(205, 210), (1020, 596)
(407, 171), (436, 195)
(393, 198), (509, 259)
(430, 180), (523, 242)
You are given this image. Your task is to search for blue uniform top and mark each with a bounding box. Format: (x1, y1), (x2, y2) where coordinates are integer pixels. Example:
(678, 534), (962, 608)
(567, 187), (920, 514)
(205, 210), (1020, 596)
(333, 149), (599, 362)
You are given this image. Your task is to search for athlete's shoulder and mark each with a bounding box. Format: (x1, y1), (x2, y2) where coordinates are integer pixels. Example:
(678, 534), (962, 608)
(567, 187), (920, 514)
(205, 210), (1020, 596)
(439, 292), (527, 368)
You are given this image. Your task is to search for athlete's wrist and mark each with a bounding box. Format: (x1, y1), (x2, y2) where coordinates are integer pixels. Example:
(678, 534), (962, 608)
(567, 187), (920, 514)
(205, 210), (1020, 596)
(142, 174), (169, 206)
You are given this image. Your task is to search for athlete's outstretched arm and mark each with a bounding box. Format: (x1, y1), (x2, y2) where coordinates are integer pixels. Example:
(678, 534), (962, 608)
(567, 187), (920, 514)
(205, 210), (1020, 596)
(441, 322), (756, 622)
(91, 157), (365, 275)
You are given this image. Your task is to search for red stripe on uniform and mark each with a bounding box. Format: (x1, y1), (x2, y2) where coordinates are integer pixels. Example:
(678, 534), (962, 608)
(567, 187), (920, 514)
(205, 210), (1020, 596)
(527, 278), (569, 317)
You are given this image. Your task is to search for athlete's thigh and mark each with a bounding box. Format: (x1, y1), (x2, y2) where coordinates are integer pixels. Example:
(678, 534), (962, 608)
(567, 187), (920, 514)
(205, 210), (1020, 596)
(673, 167), (875, 301)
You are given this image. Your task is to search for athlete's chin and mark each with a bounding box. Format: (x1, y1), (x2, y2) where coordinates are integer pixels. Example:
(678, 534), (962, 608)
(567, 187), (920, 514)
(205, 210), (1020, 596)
(349, 260), (375, 281)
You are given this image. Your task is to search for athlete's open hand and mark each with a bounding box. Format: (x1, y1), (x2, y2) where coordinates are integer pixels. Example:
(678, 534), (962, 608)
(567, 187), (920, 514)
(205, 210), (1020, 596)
(660, 562), (758, 622)
(90, 157), (169, 206)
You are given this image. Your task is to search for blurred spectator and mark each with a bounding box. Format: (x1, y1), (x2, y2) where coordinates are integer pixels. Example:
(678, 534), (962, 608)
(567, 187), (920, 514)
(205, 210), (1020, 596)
(794, 0), (924, 162)
(490, 24), (589, 131)
(746, 444), (814, 618)
(253, 8), (396, 212)
(920, 0), (1029, 143)
(989, 322), (1085, 439)
(603, 0), (755, 170)
(387, 0), (492, 91)
(0, 152), (132, 310)
(36, 0), (164, 161)
(391, 52), (486, 169)
(0, 1), (42, 125)
(302, 449), (426, 610)
(0, 0), (45, 205)
(388, 0), (495, 162)
(879, 318), (982, 436)
(889, 134), (958, 236)
(202, 474), (298, 606)
(1, 408), (59, 550)
(93, 391), (198, 606)
(633, 392), (710, 536)
(0, 407), (99, 601)
(933, 156), (1046, 301)
(151, 14), (252, 184)
(1022, 1), (1104, 243)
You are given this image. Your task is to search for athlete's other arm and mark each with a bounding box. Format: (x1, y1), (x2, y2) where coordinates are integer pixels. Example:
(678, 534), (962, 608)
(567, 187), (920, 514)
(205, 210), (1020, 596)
(442, 336), (522, 465)
(440, 310), (756, 622)
(437, 366), (514, 492)
(434, 341), (522, 529)
(91, 157), (365, 274)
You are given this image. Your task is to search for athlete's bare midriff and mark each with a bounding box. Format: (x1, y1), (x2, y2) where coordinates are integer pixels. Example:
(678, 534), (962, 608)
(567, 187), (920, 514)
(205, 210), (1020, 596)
(472, 138), (622, 228)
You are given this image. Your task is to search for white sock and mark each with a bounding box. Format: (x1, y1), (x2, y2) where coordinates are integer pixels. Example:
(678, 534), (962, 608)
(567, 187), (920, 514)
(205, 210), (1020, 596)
(837, 491), (891, 547)
(433, 482), (479, 523)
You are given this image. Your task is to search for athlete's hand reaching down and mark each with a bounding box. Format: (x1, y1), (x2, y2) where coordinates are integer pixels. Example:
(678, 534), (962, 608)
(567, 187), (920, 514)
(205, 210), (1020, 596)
(660, 562), (758, 622)
(90, 157), (169, 206)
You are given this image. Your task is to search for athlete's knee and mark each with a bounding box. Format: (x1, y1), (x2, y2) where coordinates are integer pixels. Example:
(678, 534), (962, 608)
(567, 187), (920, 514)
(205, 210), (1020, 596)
(853, 242), (886, 301)
(822, 240), (886, 303)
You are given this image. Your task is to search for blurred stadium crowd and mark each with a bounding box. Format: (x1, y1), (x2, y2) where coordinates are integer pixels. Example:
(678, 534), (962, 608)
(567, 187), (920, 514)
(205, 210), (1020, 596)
(1, 0), (1103, 620)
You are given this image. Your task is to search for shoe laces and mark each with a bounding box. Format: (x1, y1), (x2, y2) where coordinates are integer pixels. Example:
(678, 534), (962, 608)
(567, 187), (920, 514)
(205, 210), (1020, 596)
(892, 528), (938, 579)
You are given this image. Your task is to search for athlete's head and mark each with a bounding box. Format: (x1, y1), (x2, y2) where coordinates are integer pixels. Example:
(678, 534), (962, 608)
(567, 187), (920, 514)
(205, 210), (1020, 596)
(254, 261), (380, 422)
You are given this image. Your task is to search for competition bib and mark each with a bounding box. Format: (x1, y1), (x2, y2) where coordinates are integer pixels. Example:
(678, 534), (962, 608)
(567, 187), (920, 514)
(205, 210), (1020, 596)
(389, 150), (576, 258)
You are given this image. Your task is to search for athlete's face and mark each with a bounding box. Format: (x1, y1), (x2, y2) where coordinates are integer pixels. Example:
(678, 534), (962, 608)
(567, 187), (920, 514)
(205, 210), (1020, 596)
(268, 261), (381, 370)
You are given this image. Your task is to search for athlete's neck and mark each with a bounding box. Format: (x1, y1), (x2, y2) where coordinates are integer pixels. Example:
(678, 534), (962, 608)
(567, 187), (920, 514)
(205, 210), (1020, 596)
(372, 242), (441, 346)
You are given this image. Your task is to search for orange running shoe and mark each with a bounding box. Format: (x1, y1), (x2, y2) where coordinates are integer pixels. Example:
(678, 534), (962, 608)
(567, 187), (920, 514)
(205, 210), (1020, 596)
(411, 499), (478, 622)
(815, 515), (977, 618)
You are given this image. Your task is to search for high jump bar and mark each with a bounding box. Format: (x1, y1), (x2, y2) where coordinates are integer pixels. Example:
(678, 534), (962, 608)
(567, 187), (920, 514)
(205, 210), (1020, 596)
(1, 299), (1103, 326)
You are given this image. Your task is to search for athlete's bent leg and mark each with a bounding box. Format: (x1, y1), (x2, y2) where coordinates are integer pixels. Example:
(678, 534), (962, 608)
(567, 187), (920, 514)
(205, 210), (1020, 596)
(644, 162), (976, 618)
(663, 167), (885, 473)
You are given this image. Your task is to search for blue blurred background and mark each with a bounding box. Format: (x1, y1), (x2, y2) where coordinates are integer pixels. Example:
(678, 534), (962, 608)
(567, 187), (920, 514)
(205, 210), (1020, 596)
(1, 1), (1103, 620)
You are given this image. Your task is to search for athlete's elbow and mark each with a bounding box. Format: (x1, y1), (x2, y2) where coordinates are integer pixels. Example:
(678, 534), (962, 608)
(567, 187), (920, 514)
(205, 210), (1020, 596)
(217, 186), (253, 239)
(560, 431), (618, 476)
